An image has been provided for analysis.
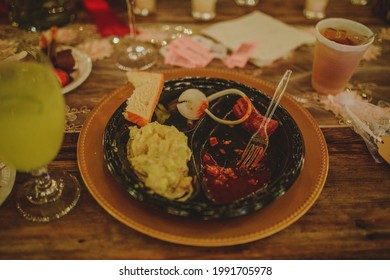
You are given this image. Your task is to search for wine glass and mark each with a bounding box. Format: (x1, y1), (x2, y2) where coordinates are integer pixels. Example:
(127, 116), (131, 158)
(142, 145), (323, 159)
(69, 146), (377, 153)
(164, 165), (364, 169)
(116, 0), (157, 71)
(0, 48), (80, 222)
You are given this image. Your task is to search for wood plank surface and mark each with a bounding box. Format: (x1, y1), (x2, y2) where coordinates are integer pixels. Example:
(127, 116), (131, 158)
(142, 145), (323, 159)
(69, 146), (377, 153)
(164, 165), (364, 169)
(0, 0), (389, 260)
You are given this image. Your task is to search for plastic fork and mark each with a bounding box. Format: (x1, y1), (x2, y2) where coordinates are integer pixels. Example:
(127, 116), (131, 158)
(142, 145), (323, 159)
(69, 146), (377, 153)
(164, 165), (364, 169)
(237, 69), (292, 169)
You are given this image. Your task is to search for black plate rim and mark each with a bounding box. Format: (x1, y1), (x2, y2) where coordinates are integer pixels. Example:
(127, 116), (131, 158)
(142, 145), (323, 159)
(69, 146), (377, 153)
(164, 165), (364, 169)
(103, 76), (305, 220)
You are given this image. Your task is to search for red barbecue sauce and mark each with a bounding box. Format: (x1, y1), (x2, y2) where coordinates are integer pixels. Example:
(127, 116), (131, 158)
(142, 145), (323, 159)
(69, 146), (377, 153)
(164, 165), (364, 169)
(200, 97), (277, 204)
(202, 152), (271, 204)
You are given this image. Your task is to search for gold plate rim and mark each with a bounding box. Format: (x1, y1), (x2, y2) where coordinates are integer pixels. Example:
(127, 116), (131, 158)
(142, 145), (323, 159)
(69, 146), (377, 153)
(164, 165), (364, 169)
(77, 68), (329, 247)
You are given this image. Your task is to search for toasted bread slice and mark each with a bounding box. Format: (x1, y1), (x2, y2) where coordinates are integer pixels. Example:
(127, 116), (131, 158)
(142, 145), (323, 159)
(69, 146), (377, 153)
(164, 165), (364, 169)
(123, 71), (164, 126)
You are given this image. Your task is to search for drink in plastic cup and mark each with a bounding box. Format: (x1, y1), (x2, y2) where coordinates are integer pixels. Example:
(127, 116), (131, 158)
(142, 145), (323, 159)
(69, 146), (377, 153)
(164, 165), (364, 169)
(311, 18), (374, 95)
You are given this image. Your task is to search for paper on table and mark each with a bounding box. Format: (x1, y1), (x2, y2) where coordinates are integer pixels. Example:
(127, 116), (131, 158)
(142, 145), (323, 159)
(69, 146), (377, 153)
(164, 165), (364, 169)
(321, 91), (390, 163)
(202, 11), (315, 67)
(165, 36), (214, 68)
(222, 42), (258, 68)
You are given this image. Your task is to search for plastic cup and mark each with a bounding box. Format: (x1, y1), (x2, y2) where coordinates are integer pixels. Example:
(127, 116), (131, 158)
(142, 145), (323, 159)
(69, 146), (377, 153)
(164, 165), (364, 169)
(311, 18), (374, 95)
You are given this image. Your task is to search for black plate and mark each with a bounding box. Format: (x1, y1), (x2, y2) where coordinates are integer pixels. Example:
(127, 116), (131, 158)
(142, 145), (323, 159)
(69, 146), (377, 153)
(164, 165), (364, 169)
(103, 77), (304, 219)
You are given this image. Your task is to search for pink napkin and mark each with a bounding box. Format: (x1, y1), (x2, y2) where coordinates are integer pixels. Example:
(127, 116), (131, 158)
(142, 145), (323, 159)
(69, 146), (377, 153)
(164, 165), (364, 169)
(222, 42), (258, 68)
(164, 35), (256, 68)
(82, 0), (129, 37)
(165, 36), (214, 68)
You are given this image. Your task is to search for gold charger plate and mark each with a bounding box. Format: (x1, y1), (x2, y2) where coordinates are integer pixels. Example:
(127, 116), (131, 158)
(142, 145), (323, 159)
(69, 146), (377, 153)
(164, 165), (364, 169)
(77, 68), (329, 247)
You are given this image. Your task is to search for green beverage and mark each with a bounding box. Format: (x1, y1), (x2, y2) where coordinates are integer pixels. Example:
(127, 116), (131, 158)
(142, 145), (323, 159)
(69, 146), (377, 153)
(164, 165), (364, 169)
(0, 62), (65, 171)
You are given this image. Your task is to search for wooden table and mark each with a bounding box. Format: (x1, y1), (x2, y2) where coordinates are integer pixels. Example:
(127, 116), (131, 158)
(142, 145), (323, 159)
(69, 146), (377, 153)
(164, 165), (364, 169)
(0, 0), (389, 259)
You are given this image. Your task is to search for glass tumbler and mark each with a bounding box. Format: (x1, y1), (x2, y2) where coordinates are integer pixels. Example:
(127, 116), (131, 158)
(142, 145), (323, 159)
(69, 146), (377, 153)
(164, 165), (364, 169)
(134, 0), (156, 16)
(192, 0), (217, 21)
(8, 0), (76, 32)
(350, 0), (368, 5)
(234, 0), (259, 6)
(303, 0), (328, 20)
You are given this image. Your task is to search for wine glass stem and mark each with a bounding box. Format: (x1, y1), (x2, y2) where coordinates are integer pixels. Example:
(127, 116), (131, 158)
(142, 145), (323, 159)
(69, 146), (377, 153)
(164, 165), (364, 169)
(28, 166), (62, 204)
(127, 0), (137, 42)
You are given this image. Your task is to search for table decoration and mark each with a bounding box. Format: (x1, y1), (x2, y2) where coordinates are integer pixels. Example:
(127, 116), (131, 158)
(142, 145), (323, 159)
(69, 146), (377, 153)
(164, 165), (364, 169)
(41, 27), (78, 45)
(137, 25), (193, 47)
(321, 90), (390, 163)
(76, 39), (113, 61)
(82, 0), (129, 37)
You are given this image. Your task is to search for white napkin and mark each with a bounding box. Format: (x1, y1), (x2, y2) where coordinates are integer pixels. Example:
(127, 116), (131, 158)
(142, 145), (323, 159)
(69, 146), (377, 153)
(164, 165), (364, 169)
(202, 11), (315, 67)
